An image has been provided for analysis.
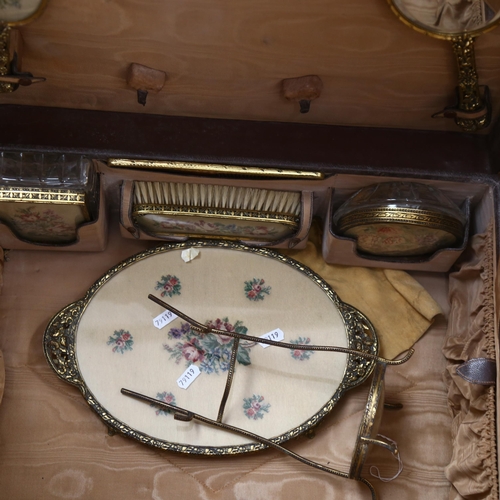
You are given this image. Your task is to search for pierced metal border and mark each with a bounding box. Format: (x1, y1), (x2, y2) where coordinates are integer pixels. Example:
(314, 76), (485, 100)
(43, 240), (378, 456)
(338, 207), (464, 239)
(132, 204), (300, 226)
(0, 186), (86, 205)
(349, 363), (387, 479)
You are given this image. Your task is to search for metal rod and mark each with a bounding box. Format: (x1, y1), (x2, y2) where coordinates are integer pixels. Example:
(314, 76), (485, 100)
(120, 387), (377, 499)
(217, 336), (239, 422)
(147, 294), (414, 366)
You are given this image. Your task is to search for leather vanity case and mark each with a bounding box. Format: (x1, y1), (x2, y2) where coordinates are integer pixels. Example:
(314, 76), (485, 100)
(0, 106), (498, 500)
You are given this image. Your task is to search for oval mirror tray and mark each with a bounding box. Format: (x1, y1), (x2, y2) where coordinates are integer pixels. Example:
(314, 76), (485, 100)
(43, 240), (378, 455)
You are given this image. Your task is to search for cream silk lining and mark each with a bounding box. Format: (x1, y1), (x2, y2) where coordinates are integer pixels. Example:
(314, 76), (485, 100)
(283, 224), (498, 499)
(1, 224), (496, 498)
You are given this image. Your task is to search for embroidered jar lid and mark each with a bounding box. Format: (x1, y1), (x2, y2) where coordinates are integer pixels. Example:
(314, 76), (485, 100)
(333, 182), (466, 257)
(44, 240), (378, 455)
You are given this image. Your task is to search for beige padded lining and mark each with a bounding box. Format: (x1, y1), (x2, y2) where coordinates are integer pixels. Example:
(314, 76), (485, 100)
(443, 223), (499, 500)
(0, 225), (456, 499)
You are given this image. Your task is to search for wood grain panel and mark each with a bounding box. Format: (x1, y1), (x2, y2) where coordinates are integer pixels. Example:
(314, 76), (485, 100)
(0, 0), (499, 131)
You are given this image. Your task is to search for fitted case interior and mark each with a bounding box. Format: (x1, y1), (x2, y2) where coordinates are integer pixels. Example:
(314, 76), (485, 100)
(0, 166), (497, 499)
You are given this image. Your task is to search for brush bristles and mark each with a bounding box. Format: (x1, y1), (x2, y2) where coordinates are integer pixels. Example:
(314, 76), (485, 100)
(134, 181), (301, 216)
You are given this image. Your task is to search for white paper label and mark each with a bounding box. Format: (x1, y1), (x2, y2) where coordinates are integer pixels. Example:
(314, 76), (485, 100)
(153, 309), (178, 329)
(181, 248), (200, 263)
(259, 328), (284, 348)
(177, 365), (201, 389)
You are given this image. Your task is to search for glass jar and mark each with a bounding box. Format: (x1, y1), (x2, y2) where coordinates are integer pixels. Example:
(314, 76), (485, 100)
(333, 182), (466, 257)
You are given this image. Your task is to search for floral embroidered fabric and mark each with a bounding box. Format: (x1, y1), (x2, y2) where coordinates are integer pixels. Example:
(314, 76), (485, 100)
(75, 243), (350, 450)
(107, 330), (134, 354)
(164, 318), (252, 374)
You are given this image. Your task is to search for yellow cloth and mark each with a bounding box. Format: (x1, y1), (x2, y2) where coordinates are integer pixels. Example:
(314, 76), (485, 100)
(280, 226), (442, 359)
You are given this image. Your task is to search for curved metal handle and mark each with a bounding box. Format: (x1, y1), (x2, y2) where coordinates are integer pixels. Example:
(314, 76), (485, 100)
(433, 35), (491, 132)
(121, 387), (379, 500)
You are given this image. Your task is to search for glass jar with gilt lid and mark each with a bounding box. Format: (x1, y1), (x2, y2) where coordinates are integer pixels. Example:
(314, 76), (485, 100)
(333, 182), (466, 257)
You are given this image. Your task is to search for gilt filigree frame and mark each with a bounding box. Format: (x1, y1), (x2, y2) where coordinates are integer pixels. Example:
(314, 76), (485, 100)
(43, 240), (379, 456)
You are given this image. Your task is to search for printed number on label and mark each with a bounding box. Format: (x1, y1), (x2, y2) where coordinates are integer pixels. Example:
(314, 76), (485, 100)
(259, 328), (285, 348)
(153, 309), (178, 329)
(177, 365), (201, 389)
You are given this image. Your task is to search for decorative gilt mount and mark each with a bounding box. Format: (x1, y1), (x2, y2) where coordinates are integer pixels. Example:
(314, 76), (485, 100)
(387, 0), (500, 132)
(0, 0), (48, 93)
(431, 35), (490, 132)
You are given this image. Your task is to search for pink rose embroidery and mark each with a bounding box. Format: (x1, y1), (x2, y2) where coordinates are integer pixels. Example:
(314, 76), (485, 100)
(290, 337), (313, 361)
(206, 318), (236, 344)
(244, 278), (271, 301)
(164, 317), (251, 373)
(12, 206), (75, 242)
(155, 274), (181, 298)
(181, 340), (205, 363)
(107, 329), (134, 354)
(152, 391), (177, 416)
(243, 394), (270, 420)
